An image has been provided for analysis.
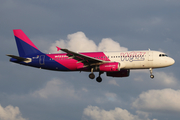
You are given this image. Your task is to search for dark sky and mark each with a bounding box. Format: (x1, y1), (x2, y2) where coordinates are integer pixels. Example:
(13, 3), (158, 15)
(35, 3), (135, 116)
(0, 0), (180, 120)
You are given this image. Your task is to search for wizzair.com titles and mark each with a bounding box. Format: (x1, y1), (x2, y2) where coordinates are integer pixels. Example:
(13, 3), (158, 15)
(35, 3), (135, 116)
(55, 55), (67, 58)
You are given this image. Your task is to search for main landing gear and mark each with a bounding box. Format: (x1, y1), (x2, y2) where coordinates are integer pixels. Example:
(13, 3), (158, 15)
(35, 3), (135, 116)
(149, 68), (154, 79)
(96, 72), (103, 83)
(89, 73), (95, 79)
(89, 68), (103, 82)
(89, 68), (95, 79)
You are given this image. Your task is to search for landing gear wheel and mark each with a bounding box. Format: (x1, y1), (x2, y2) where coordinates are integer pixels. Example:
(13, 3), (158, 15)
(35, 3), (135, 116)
(150, 75), (154, 79)
(96, 77), (102, 83)
(149, 68), (154, 79)
(89, 73), (95, 79)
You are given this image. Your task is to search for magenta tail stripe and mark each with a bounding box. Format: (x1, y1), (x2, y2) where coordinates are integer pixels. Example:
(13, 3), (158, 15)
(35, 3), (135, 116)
(13, 29), (39, 50)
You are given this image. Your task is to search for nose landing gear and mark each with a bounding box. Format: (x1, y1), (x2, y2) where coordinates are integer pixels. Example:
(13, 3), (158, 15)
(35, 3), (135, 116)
(149, 68), (154, 79)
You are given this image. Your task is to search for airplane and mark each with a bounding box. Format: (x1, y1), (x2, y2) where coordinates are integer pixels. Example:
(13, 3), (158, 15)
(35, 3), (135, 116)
(7, 29), (175, 83)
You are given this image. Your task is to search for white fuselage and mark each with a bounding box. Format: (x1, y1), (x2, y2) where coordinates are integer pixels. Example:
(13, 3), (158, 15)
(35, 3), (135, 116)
(104, 50), (175, 69)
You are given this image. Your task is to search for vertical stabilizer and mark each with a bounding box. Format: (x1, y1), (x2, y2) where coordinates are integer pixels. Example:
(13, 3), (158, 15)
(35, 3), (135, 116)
(13, 29), (42, 57)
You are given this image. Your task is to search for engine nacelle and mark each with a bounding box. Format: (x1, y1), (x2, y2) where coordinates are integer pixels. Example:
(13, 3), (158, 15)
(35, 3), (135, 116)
(106, 69), (130, 77)
(96, 62), (120, 72)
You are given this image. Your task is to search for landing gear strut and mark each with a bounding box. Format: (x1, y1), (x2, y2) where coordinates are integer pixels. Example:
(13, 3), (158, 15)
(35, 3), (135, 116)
(96, 72), (104, 83)
(89, 68), (95, 79)
(149, 68), (154, 79)
(88, 68), (104, 82)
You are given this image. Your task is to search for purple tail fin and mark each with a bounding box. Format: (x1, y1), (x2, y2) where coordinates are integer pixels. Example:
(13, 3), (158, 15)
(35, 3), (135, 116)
(13, 29), (42, 57)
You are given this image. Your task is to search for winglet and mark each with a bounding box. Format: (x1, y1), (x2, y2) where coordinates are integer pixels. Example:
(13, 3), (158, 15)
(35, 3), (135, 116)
(56, 46), (61, 51)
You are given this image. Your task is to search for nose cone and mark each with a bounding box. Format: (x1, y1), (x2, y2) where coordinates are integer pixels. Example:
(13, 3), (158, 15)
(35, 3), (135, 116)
(171, 58), (175, 65)
(168, 57), (175, 66)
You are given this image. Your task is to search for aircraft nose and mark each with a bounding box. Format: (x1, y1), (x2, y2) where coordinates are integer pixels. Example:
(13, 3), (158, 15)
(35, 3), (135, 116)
(169, 58), (175, 65)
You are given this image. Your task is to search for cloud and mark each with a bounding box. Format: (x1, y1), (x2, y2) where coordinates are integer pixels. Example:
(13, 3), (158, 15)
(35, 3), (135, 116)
(132, 71), (178, 86)
(108, 79), (120, 86)
(49, 31), (128, 53)
(154, 72), (177, 86)
(105, 92), (117, 102)
(0, 104), (27, 120)
(83, 106), (148, 120)
(97, 38), (127, 52)
(132, 88), (180, 112)
(94, 91), (121, 104)
(32, 78), (80, 99)
(133, 76), (144, 82)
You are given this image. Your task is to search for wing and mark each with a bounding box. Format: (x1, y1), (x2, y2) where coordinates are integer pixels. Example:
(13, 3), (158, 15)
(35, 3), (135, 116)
(59, 47), (108, 66)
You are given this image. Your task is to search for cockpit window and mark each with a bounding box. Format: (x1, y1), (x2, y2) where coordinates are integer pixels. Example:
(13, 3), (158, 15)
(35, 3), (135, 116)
(159, 54), (168, 57)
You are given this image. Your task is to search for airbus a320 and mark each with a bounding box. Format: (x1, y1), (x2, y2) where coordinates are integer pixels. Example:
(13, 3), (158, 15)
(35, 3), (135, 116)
(7, 29), (175, 82)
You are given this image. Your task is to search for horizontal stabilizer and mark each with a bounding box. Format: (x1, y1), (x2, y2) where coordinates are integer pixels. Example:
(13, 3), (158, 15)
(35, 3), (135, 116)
(6, 54), (32, 63)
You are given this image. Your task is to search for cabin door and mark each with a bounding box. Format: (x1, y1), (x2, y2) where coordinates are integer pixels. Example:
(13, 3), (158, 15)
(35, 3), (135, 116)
(148, 51), (153, 61)
(39, 55), (45, 65)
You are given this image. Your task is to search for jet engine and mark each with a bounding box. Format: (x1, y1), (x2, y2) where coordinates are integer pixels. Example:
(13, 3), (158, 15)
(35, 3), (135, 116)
(94, 62), (120, 72)
(106, 69), (130, 77)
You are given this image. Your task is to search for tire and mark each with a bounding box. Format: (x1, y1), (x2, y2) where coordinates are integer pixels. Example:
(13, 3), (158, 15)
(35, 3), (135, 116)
(96, 77), (102, 83)
(150, 75), (154, 79)
(89, 73), (95, 79)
